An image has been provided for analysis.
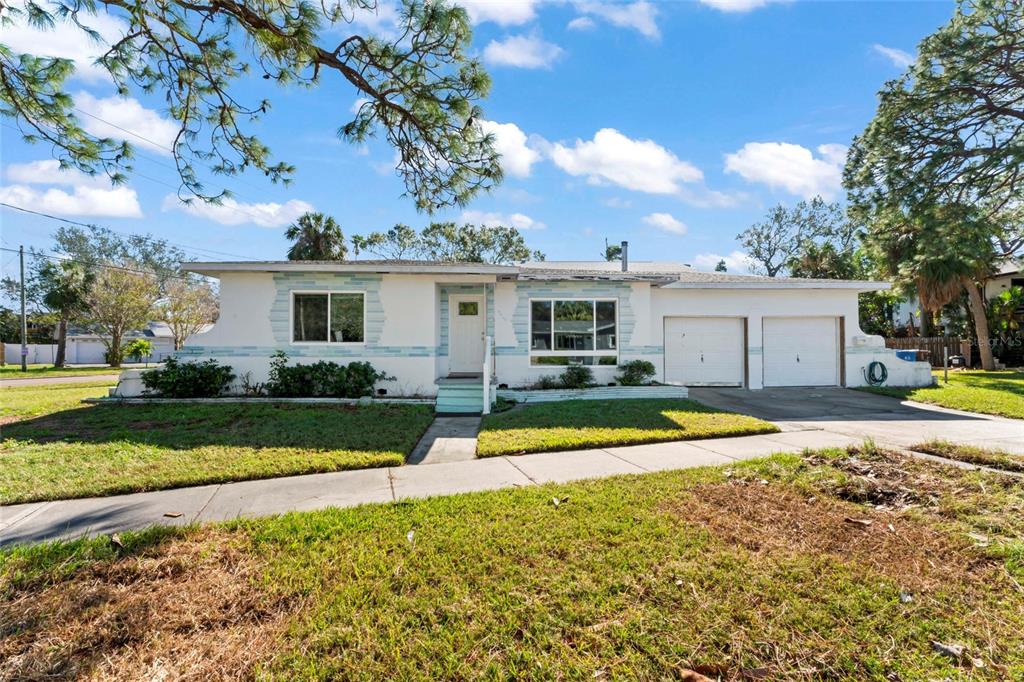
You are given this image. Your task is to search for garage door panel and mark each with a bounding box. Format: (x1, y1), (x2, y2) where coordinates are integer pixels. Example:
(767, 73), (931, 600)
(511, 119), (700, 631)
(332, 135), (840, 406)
(763, 317), (838, 387)
(664, 317), (744, 386)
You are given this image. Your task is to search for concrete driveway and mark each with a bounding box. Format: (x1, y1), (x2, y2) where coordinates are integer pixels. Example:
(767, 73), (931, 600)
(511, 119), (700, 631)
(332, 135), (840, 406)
(689, 386), (1024, 454)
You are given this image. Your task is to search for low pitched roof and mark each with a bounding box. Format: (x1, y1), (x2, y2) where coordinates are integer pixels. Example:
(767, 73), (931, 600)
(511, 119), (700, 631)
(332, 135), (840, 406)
(182, 259), (889, 290)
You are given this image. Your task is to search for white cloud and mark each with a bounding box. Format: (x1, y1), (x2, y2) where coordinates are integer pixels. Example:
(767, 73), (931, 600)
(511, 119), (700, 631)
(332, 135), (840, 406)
(550, 128), (703, 195)
(74, 91), (178, 155)
(161, 195), (314, 228)
(699, 0), (784, 12)
(872, 44), (914, 68)
(601, 197), (632, 208)
(348, 1), (400, 35)
(457, 0), (539, 25)
(350, 97), (371, 115)
(478, 120), (541, 178)
(693, 250), (754, 273)
(724, 141), (846, 199)
(3, 9), (127, 82)
(567, 16), (596, 31)
(461, 210), (546, 230)
(483, 33), (563, 69)
(0, 159), (142, 217)
(643, 212), (687, 235)
(573, 1), (659, 39)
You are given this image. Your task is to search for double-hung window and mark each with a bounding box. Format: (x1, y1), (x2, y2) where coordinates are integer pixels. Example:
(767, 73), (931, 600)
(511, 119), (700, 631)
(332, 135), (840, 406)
(292, 292), (365, 343)
(529, 298), (617, 366)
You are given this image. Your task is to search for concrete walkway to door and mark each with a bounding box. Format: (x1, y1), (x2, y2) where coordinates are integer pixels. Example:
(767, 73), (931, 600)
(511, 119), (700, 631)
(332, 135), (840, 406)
(406, 417), (481, 464)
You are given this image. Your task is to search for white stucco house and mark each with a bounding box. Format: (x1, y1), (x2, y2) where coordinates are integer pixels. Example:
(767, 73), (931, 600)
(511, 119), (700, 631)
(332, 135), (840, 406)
(175, 257), (932, 405)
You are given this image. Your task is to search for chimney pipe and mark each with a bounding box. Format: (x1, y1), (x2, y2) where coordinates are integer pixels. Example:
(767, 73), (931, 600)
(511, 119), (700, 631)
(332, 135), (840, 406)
(621, 241), (628, 272)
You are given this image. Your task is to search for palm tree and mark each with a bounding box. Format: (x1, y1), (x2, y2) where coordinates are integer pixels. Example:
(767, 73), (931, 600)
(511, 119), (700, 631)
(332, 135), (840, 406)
(285, 212), (347, 261)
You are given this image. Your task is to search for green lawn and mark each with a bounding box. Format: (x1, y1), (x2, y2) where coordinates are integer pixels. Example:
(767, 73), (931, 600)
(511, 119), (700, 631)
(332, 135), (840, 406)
(477, 398), (778, 457)
(0, 397), (434, 504)
(861, 370), (1024, 419)
(1, 380), (117, 423)
(2, 446), (1022, 679)
(0, 364), (123, 378)
(914, 440), (1024, 474)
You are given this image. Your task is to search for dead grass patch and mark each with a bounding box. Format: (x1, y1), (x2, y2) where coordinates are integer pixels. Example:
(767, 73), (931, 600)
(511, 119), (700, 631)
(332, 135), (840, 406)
(672, 480), (996, 592)
(0, 529), (297, 681)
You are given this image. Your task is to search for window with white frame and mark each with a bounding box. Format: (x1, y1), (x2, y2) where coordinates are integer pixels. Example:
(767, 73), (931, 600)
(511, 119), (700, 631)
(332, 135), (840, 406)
(292, 292), (365, 343)
(529, 298), (617, 366)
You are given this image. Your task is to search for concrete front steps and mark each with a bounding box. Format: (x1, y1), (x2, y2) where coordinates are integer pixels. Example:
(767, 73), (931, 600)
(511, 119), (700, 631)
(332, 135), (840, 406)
(435, 377), (496, 415)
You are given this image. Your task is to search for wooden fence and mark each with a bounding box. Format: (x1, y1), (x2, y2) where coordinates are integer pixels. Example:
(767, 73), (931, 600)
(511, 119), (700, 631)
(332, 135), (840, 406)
(884, 336), (968, 367)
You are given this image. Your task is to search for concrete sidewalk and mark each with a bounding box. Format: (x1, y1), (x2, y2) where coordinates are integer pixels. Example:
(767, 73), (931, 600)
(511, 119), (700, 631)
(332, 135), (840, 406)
(0, 429), (863, 547)
(1, 374), (120, 387)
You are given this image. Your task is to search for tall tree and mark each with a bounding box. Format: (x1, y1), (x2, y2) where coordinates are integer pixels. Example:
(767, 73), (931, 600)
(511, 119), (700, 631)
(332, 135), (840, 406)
(869, 204), (998, 369)
(1, 0), (500, 210)
(714, 259), (727, 273)
(603, 240), (622, 262)
(85, 265), (161, 367)
(158, 279), (219, 350)
(738, 198), (856, 277)
(351, 222), (543, 264)
(845, 0), (1023, 259)
(285, 212), (348, 261)
(38, 260), (94, 366)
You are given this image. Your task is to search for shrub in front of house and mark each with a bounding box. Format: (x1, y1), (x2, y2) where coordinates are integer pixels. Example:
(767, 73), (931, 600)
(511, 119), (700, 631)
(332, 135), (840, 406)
(141, 357), (236, 398)
(532, 375), (561, 390)
(616, 359), (656, 386)
(560, 365), (594, 389)
(265, 351), (391, 398)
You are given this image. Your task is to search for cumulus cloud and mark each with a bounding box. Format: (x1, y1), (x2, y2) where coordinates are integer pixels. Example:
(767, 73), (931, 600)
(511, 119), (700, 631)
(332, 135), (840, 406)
(478, 120), (542, 178)
(457, 0), (539, 25)
(483, 33), (563, 69)
(161, 195), (314, 228)
(0, 159), (142, 217)
(643, 212), (687, 235)
(550, 128), (702, 195)
(74, 91), (178, 155)
(567, 16), (596, 31)
(573, 1), (659, 39)
(693, 250), (754, 273)
(872, 44), (914, 68)
(461, 209), (546, 230)
(724, 141), (846, 199)
(699, 0), (784, 12)
(2, 9), (127, 82)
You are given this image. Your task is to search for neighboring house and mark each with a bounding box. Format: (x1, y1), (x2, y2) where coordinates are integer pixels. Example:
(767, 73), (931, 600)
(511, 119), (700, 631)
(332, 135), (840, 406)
(179, 258), (932, 394)
(5, 321), (211, 365)
(893, 257), (1024, 331)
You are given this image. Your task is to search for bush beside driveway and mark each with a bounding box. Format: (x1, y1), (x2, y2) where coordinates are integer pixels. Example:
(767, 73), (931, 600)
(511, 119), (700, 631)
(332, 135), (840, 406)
(476, 398), (779, 457)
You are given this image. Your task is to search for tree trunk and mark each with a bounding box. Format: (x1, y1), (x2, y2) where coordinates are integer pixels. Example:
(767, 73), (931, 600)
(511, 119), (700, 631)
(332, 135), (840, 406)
(963, 277), (995, 371)
(919, 306), (934, 337)
(109, 331), (123, 368)
(54, 315), (68, 367)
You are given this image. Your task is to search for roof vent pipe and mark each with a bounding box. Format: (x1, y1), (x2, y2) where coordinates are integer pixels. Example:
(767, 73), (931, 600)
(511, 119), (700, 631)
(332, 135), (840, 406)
(621, 241), (628, 272)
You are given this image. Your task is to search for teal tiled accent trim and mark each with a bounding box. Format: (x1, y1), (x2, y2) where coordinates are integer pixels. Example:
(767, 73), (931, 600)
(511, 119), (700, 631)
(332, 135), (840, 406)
(270, 272), (385, 353)
(179, 345), (437, 358)
(747, 346), (763, 354)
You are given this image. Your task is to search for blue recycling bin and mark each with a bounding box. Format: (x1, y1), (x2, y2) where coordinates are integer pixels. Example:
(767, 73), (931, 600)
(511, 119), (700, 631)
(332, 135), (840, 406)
(894, 349), (918, 362)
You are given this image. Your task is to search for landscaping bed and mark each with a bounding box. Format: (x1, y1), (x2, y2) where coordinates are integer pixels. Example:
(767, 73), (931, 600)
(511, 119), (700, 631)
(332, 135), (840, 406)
(0, 401), (433, 504)
(860, 370), (1024, 419)
(477, 398), (778, 457)
(2, 446), (1022, 679)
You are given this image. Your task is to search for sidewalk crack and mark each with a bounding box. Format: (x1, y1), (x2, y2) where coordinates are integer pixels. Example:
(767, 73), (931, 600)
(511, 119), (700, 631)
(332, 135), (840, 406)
(192, 485), (221, 523)
(504, 457), (537, 484)
(600, 448), (650, 472)
(387, 468), (397, 501)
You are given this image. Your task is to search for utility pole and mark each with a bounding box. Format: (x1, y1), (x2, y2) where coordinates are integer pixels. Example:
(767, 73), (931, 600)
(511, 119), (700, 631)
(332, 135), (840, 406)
(19, 245), (27, 372)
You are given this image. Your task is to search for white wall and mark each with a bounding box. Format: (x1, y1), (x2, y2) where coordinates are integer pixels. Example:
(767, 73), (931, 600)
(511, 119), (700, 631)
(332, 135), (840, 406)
(651, 287), (932, 389)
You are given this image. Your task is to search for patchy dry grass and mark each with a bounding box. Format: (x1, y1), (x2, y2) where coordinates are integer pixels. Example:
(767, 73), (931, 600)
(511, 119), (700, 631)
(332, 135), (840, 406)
(2, 447), (1023, 680)
(913, 440), (1024, 474)
(477, 398), (778, 456)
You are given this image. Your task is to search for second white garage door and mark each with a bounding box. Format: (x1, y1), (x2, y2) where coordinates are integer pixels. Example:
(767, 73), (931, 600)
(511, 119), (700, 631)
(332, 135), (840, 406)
(762, 317), (839, 387)
(664, 317), (744, 386)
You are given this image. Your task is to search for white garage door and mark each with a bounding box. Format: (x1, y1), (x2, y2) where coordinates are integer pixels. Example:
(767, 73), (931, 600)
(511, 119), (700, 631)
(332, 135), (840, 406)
(762, 317), (839, 387)
(664, 317), (744, 386)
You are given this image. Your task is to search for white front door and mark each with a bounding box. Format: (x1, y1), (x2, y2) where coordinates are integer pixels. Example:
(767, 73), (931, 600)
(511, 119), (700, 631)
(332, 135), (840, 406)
(449, 294), (486, 374)
(762, 317), (839, 387)
(664, 317), (745, 386)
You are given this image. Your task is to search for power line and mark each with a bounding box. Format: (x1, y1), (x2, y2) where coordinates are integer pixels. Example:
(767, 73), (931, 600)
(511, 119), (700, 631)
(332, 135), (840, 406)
(0, 246), (199, 283)
(0, 202), (259, 262)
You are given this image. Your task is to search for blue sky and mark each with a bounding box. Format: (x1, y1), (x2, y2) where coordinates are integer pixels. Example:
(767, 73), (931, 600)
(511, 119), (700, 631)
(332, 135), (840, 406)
(0, 0), (955, 270)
